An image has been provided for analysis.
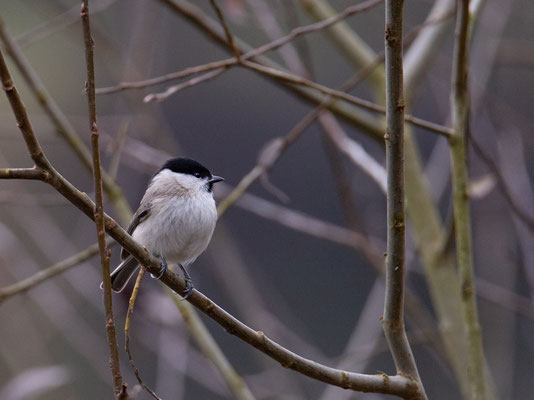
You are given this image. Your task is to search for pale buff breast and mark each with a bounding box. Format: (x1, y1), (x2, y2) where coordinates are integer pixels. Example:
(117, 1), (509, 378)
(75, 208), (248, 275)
(132, 191), (217, 266)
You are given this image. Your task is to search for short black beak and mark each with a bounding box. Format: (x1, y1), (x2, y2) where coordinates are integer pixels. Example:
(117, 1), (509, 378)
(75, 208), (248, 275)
(209, 176), (224, 184)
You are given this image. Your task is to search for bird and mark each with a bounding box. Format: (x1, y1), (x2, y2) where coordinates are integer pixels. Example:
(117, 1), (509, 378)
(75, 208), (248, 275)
(108, 157), (223, 298)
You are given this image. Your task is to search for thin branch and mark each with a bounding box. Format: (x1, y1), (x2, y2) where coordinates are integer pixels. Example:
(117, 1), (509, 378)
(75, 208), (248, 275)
(383, 1), (426, 399)
(449, 1), (486, 399)
(143, 68), (225, 103)
(209, 0), (240, 59)
(125, 270), (161, 400)
(81, 1), (124, 396)
(0, 240), (112, 304)
(0, 167), (48, 180)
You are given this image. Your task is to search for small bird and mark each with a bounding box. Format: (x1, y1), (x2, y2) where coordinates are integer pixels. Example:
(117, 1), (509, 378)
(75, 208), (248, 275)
(108, 157), (223, 298)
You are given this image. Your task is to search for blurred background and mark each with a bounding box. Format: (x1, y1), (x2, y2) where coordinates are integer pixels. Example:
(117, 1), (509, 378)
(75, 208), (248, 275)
(0, 0), (533, 399)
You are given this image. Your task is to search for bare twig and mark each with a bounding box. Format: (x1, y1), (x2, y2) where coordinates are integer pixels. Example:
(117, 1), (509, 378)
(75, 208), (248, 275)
(0, 240), (113, 304)
(81, 1), (124, 396)
(449, 1), (486, 398)
(382, 1), (426, 399)
(143, 68), (225, 102)
(0, 167), (47, 180)
(209, 0), (240, 59)
(125, 270), (161, 400)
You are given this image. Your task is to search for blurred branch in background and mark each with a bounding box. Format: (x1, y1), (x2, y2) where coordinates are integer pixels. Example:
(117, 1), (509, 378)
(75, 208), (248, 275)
(0, 239), (113, 304)
(449, 1), (487, 398)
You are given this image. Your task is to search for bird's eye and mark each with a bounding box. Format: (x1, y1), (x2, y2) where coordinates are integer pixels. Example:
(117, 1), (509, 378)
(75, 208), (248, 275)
(193, 172), (201, 178)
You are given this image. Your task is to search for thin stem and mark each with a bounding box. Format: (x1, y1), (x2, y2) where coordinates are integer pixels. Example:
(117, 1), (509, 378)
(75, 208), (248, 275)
(81, 1), (124, 396)
(382, 1), (426, 398)
(125, 270), (161, 400)
(209, 0), (240, 59)
(449, 1), (486, 399)
(0, 240), (112, 304)
(0, 167), (47, 180)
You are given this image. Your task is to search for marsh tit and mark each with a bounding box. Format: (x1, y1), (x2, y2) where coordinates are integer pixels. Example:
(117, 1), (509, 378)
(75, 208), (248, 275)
(108, 157), (223, 298)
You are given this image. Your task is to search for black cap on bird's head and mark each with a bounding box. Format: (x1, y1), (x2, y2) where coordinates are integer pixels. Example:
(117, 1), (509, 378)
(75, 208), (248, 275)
(160, 157), (223, 191)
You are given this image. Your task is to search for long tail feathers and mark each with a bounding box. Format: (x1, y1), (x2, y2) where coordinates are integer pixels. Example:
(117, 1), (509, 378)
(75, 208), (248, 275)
(108, 256), (140, 293)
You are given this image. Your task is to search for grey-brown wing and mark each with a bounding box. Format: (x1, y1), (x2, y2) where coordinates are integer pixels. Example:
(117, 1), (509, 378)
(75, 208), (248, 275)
(120, 203), (151, 259)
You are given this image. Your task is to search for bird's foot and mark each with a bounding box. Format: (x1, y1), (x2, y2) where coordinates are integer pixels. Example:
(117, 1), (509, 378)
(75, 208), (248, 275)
(178, 264), (194, 300)
(151, 255), (168, 280)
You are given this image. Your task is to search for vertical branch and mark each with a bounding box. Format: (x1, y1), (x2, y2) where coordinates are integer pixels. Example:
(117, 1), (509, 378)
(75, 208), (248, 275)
(81, 1), (124, 397)
(382, 1), (427, 398)
(450, 1), (486, 399)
